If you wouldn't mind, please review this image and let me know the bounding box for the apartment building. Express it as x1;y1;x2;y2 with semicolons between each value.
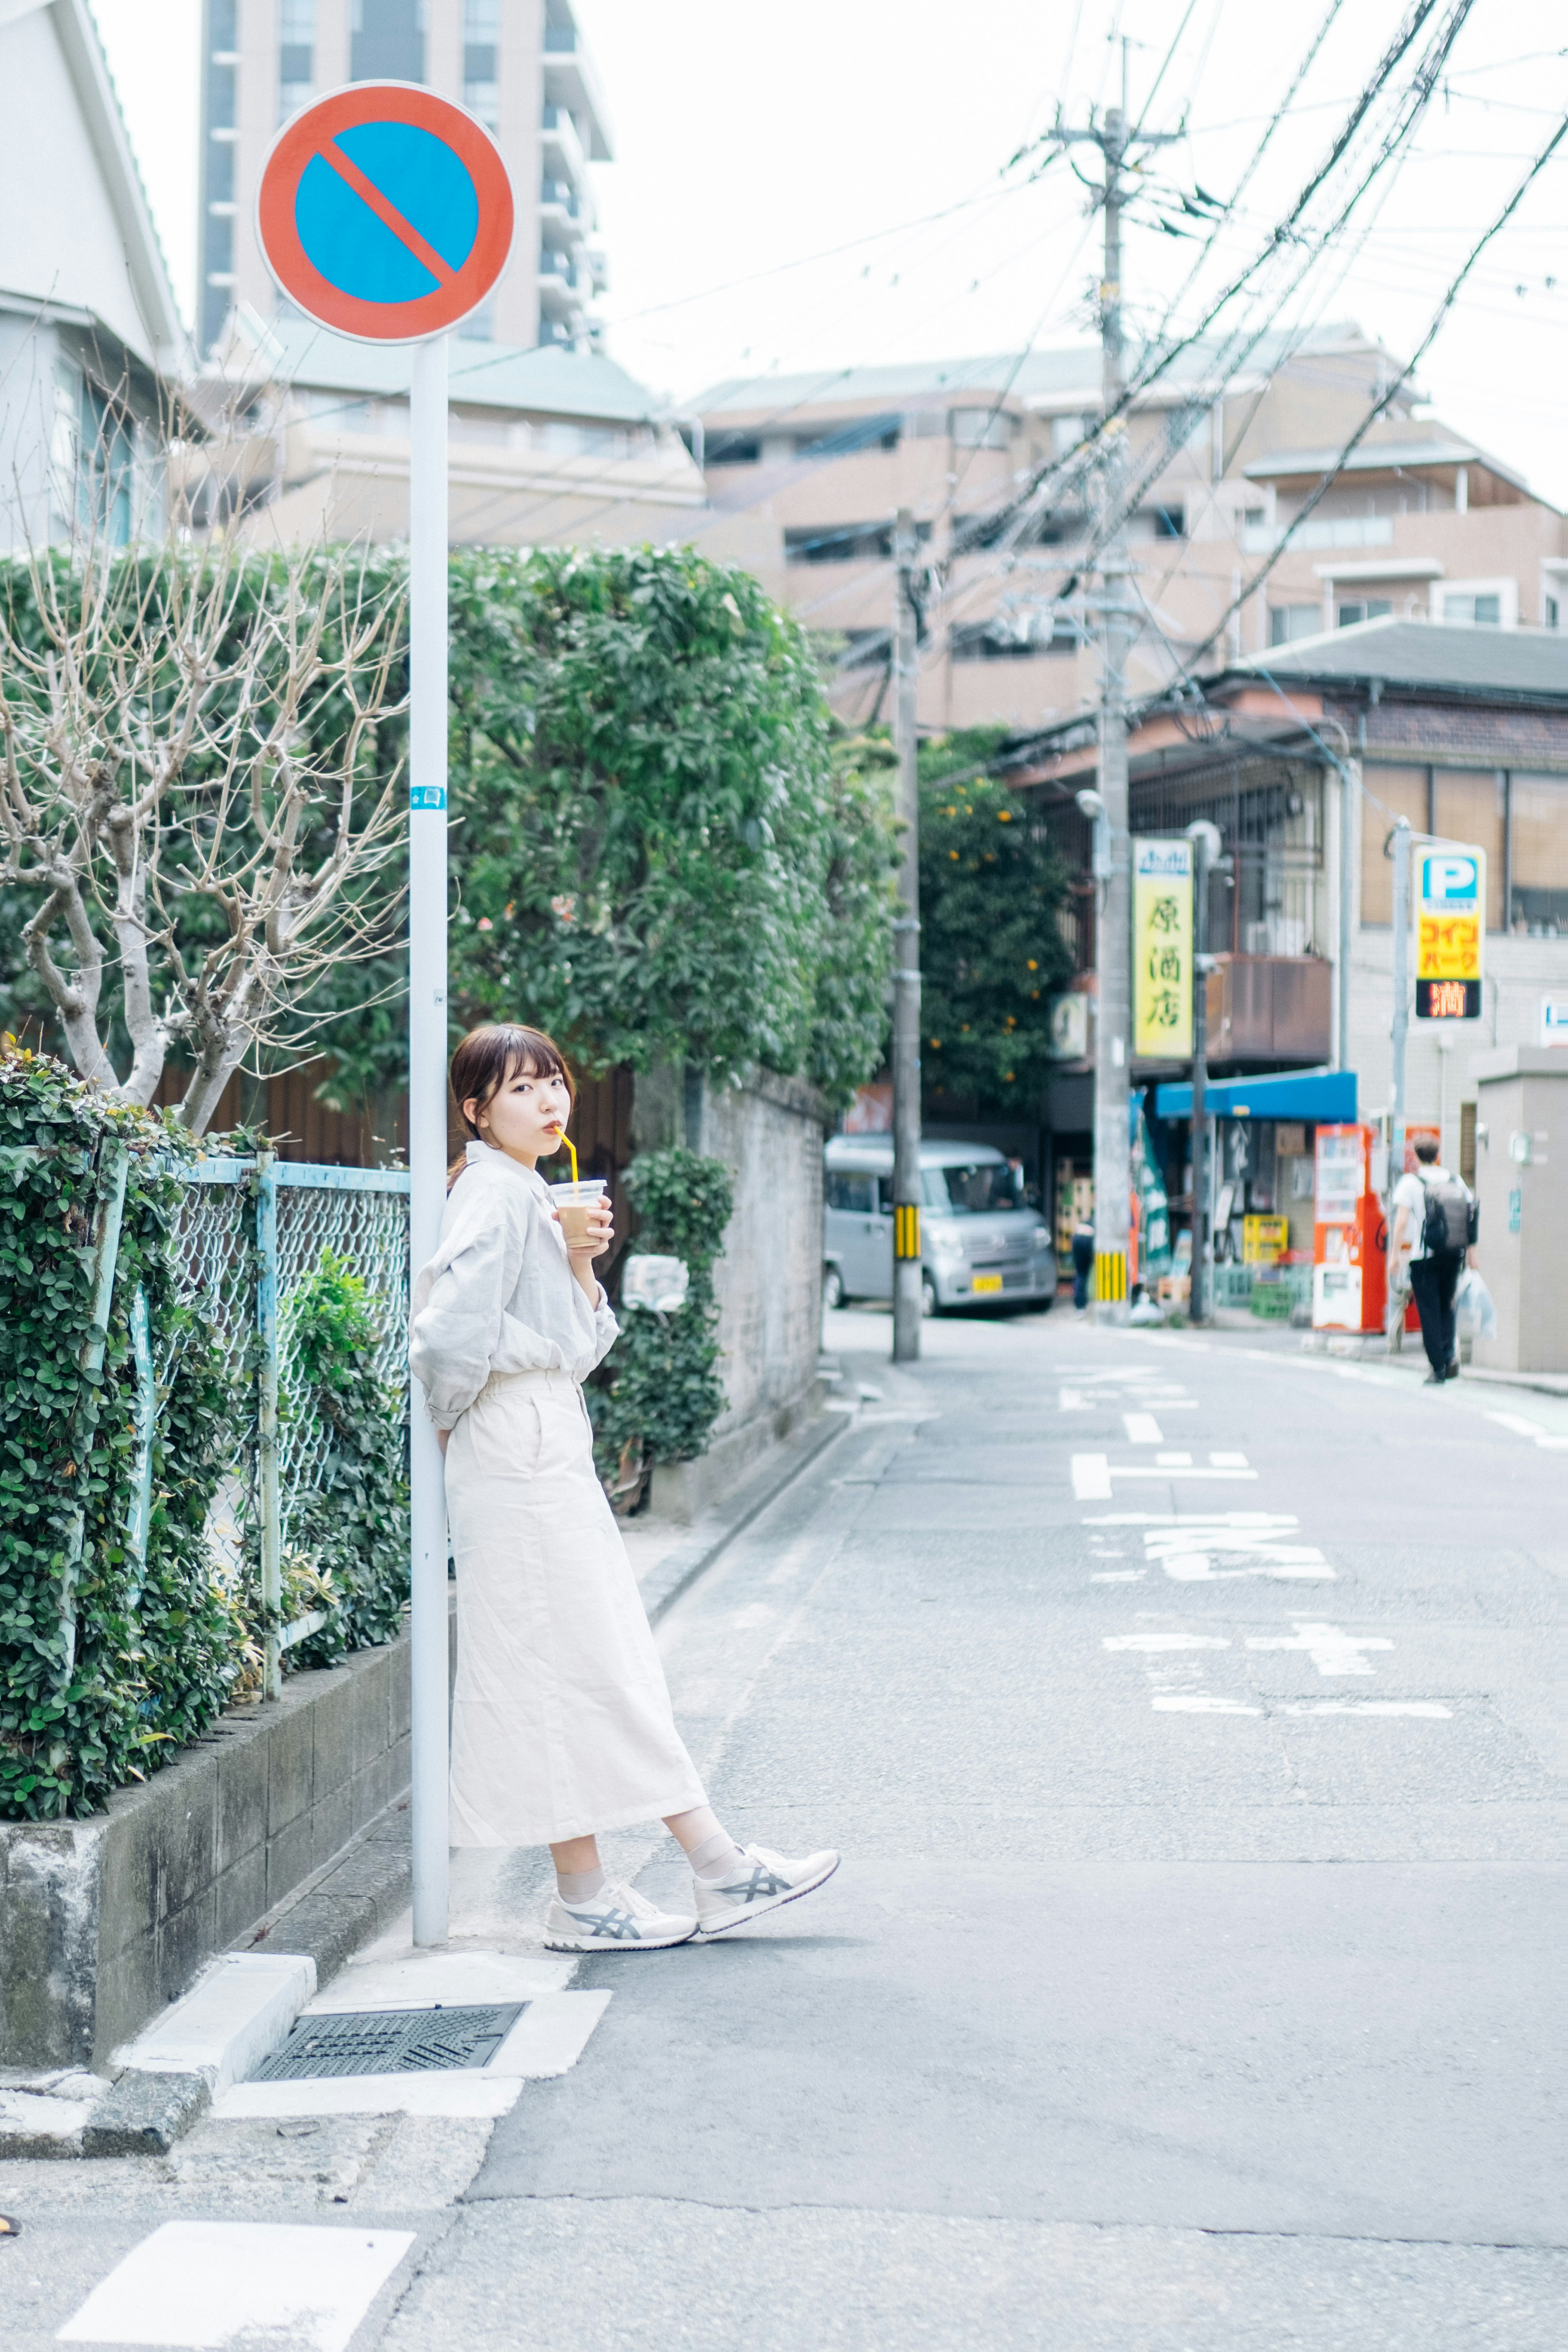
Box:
694;327;1568;733
197;0;610;357
182;305;704;544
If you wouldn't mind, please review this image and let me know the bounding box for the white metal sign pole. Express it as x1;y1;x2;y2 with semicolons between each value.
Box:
409;330;451;1947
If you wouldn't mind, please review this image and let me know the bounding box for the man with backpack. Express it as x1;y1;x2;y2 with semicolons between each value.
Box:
1390;1136;1478;1383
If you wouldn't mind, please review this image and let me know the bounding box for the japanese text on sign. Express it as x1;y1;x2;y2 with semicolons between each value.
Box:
1132;838;1193;1059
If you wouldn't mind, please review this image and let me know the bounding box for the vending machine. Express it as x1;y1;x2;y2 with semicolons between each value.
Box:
1312;1124;1388;1333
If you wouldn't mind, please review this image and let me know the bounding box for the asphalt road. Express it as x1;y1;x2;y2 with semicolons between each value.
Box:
6;1308;1565;2349
406;1307;1568;2347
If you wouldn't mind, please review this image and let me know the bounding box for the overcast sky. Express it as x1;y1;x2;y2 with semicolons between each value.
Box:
93;0;1568;501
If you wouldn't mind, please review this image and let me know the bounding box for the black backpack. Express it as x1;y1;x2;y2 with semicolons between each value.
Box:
1421;1172;1478;1254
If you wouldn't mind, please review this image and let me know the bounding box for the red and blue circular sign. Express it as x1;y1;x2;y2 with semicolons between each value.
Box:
257;83;514;344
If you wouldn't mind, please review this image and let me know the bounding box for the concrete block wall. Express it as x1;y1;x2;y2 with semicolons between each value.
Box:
0;1633;412;2071
631;1063;827;1509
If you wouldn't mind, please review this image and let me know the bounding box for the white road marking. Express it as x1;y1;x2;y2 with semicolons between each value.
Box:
1060;1389;1091;1411
1282;1700;1452;1718
1091;1569;1145;1581
1108;1465;1258;1481
1246;1622;1393;1676
1104;1633;1230;1652
1085;1511;1296;1525
1098;1515;1336;1584
57;2221;414;2350
1071;1454;1114;1499
1152;1695;1261;1715
1486;1410;1546;1437
1156;1449;1193;1466
1123;1411;1164;1443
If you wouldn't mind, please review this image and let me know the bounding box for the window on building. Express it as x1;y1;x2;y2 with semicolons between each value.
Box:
279;0;314;114
1547;595;1561;629
706;434;760;466
1508;774;1568;934
784;520;929;565
1443;591;1502;625
951;618;1076;662
950;407;1012;451
1433;772;1505;929
1138;504;1185;539
206;56;235;128
210;0;236;46
1051;414;1085;456
458;299;494;342
1269;605;1320;646
351;0;424;83
1359;766;1427;924
794;414;901;459
1336;599;1392;628
53;372;136;546
206;139;234;203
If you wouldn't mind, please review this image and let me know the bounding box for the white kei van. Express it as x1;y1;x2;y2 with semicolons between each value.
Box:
822;1136;1056;1315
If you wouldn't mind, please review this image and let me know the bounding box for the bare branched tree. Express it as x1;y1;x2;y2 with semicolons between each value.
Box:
0;536;407;1131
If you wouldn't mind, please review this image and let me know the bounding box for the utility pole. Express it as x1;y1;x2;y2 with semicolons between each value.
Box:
1185;820;1222;1325
1047;65;1181;1323
1389;816;1412;1189
891;507;923;1362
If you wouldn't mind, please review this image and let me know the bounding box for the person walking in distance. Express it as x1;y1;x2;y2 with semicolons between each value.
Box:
410;1023;839;1951
1390;1134;1477;1385
1071;1213;1096;1314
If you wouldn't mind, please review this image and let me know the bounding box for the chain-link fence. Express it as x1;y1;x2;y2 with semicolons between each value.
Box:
163;1156;410;1690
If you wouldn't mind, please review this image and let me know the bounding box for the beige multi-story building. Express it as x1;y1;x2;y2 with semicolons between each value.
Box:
197;0;610;356
693;327;1568;732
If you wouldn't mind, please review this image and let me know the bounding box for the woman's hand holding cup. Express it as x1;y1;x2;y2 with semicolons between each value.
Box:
550;1178;612;1260
570;1198;615;1261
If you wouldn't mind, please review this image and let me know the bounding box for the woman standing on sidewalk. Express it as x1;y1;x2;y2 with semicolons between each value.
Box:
410;1023;837;1952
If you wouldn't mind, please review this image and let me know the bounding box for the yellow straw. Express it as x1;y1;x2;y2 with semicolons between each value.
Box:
562;1134;578;1184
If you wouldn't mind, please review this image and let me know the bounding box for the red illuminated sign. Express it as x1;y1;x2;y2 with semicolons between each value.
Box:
1415;978;1480;1020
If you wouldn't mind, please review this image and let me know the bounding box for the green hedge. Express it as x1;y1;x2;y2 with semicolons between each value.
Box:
0;1049;243;1818
0;1048;414;1819
280;1250;410;1669
588;1147;733;1501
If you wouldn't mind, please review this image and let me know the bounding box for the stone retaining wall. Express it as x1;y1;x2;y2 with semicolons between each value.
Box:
0;1632;412;2071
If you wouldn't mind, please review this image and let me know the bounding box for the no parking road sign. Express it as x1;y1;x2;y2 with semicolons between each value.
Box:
256;84;518;1952
258;82;514;343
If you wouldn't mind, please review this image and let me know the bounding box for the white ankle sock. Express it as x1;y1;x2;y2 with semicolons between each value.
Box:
688;1831;746;1882
557;1866;606;1904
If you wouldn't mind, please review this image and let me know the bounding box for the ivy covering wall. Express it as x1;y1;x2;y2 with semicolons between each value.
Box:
0;1051;241;1819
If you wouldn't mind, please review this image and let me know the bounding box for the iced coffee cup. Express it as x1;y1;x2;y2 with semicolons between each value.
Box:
550;1178;608;1249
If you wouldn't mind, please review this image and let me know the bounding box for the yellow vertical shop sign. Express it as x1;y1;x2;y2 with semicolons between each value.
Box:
1132;837;1194;1059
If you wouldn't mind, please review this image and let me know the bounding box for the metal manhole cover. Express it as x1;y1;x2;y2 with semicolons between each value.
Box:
253;2003;525;2080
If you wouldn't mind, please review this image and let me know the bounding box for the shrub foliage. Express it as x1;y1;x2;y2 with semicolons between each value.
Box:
0;1048;242;1818
588;1147;733;1495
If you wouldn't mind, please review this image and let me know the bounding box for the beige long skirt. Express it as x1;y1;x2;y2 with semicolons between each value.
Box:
444;1366;707;1847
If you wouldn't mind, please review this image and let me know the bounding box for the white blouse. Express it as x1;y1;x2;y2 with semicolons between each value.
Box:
409;1142;619;1428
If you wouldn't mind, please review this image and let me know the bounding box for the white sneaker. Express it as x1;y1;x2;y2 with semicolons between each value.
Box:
543;1879;698;1953
694;1844;840;1938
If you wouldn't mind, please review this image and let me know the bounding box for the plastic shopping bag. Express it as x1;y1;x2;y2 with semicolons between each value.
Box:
1454;1266;1497;1342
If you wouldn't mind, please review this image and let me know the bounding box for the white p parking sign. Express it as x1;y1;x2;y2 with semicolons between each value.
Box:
1415;842;1485;1021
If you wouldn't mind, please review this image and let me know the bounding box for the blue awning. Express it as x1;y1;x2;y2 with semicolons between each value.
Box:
1153;1068;1357;1123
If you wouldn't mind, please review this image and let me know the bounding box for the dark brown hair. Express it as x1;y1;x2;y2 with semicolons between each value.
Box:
448;1024;573;1187
1413;1134;1440;1164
